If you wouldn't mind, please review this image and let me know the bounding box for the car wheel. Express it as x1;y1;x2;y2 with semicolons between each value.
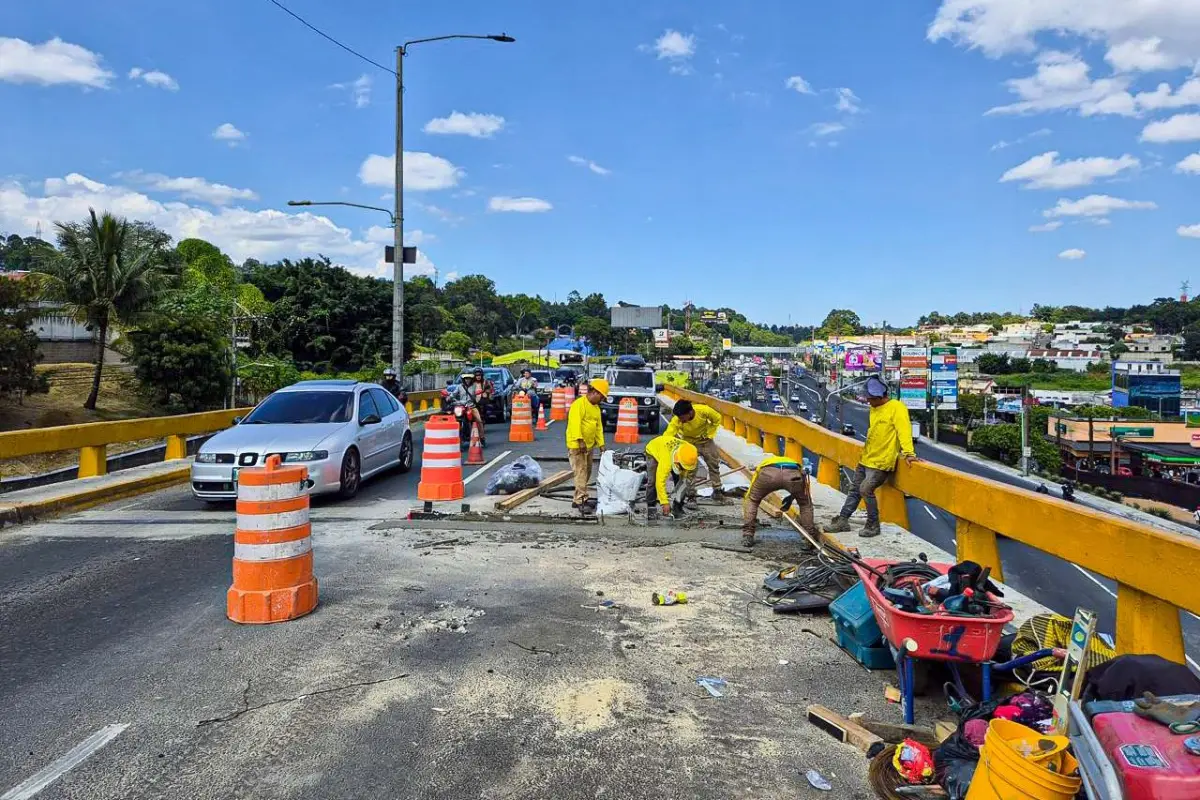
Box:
338;448;362;499
397;432;414;474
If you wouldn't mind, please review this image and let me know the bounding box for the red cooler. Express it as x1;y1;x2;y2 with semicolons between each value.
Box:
1084;696;1200;799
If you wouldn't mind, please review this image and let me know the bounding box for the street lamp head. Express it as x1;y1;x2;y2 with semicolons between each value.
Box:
287;200;312;207
489;33;516;43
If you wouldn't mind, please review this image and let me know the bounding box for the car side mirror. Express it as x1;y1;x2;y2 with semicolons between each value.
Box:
361;414;382;426
232;416;243;425
655;383;665;393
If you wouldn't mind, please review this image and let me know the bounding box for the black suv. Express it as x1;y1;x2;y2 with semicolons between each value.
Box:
479;367;516;423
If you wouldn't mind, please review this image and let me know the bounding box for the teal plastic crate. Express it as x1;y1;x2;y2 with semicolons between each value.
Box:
830;582;895;670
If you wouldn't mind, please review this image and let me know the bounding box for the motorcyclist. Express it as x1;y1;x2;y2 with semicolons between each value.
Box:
515;368;541;418
380;368;407;406
446;372;486;444
471;367;495;408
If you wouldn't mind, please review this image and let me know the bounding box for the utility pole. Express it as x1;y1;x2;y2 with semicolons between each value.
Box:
932;394;940;443
1019;391;1030;476
392;45;406;374
230;296;238;408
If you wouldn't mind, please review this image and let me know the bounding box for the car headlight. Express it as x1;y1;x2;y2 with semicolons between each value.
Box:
606;395;614;404
643;397;655;406
196;452;217;463
283;450;329;462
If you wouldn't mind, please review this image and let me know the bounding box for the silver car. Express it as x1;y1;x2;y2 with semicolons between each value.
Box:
191;380;413;502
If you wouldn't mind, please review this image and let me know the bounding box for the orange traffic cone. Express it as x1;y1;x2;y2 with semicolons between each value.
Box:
614;397;640;444
537;402;548;430
551;386;569;421
417;415;465;501
509;394;534;442
466;420;485;465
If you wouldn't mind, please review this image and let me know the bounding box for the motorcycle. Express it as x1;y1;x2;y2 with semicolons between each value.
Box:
1061;481;1075;502
440;392;480;448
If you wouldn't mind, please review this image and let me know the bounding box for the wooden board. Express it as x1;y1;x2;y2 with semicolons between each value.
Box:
493;469;573;512
848;715;941;748
805;704;885;754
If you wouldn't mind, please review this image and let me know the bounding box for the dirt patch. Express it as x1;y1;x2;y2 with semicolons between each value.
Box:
547;677;638;733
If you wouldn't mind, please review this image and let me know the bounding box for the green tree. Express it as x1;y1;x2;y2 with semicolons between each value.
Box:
0;233;55;271
976;353;1011;375
237;356;300;399
128;317;230;412
0;274;49;401
819;308;862;338
1010;357;1032;373
1181;325;1200;360
438;330;471;357
38;210;176;409
574;315;610;349
955;391;986;429
1029;358;1055;374
505;293;542;336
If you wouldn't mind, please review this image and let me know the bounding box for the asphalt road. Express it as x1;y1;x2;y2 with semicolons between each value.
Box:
761;368;1200;667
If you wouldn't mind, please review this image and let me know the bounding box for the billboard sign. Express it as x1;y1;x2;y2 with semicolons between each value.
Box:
652;328;671;348
699;310;729;324
930;346;959;410
610;306;663;329
899;347;929;410
721;337;732;351
844;351;864;371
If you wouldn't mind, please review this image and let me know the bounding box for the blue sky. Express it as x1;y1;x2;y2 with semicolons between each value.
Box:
3;1;1200;327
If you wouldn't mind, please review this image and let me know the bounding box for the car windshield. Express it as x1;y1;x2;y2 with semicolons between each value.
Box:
555;369;578;380
243;391;354;424
530;370;552;382
612;370;653;388
483;369;506;381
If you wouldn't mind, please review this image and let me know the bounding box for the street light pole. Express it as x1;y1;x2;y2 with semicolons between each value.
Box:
393;45;405;375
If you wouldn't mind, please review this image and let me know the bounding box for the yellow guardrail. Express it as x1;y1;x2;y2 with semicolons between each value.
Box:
0;389;446;481
663;385;1200;664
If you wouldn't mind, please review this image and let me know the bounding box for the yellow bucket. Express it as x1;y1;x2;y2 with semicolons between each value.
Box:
965;721;1082;800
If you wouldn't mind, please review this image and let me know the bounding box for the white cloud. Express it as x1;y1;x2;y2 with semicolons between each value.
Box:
1179;224;1200;238
1105;37;1186;72
212;123;246;145
359;152;464;191
128;67;178;91
1141;113;1200;142
1043;194;1157;218
488;196;552;213
835;87;862;113
442;271;459;284
991;128;1051;151
0;37;113;88
653;29;696;60
424;111;505;138
1135;78;1200;111
567;155;611;175
331;74;371;108
785;75;814;95
986;51;1135;117
1000;151;1139;189
928;1;1200;68
119;170;256;205
0;171;427;278
1029;221;1062;232
1177;153;1200;174
365;225;433;246
1058;248;1087;260
809;121;846;137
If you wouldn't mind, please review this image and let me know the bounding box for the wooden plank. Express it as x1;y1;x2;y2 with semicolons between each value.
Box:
848;715;941;748
493;469;573;512
805;704;885;754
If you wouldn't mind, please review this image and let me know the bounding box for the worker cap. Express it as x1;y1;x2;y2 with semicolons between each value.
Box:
673;441;699;471
589;378;610;396
865;375;889;398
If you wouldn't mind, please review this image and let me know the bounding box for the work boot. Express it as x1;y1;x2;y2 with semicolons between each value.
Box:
710;489;732;506
741;533;755;549
860;522;882;538
825;516;851;533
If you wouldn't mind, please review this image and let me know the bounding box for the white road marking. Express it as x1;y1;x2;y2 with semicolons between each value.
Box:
924;505;937;519
2;724;129;800
463;449;512;486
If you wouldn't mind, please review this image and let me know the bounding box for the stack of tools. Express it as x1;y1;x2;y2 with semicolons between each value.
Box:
873;559;1008;619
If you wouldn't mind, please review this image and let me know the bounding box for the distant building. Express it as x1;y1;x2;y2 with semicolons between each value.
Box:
1112;361;1181;417
1120;334;1176;364
2;270;118;364
1028;348;1104;373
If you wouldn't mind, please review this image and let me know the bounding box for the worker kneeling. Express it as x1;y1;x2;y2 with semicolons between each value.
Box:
644;435;699;518
665;399;729;504
742;455;820;550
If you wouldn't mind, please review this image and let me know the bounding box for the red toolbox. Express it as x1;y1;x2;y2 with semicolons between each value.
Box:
1085;697;1200;799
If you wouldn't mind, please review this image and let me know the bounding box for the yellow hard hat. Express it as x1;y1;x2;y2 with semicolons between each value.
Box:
674;441;699;471
589;378;610;396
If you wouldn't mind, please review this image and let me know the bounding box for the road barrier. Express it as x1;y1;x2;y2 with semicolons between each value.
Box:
227;454;318;624
402;389;446;415
509;394;534;443
417;415;465;501
661;385;1200;665
551;387;570;421
0;408;252;479
614;398;640;445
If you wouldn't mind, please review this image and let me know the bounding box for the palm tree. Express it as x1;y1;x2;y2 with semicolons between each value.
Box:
38;209;175;409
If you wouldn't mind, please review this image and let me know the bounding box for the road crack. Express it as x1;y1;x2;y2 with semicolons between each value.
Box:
508;640;561;656
197;673;410;726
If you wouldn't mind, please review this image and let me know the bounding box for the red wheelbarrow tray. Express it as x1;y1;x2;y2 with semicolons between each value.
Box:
852;558;1015;663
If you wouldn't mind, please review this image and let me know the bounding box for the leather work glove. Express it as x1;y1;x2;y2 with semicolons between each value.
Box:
780;494;796;513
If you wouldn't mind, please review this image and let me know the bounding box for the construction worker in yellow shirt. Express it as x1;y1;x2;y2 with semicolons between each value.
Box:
565;378;609;513
643;434;699;518
826;375;918;538
742;454;819;549
665;399;729;504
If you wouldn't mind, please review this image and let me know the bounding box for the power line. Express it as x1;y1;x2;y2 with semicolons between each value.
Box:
263;0;395;76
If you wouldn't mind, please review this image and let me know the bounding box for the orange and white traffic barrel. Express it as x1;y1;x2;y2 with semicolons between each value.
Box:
417;415;466;501
227;454;318;624
614;397;640;444
509;393;535;442
551;387;569;421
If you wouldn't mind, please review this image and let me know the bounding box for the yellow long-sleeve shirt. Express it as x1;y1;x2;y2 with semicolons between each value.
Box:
664;403;723;442
861;399;915;471
645;435;688;504
565;396;604;450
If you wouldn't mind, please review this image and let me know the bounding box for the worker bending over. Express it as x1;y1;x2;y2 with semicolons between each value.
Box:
643;435;699;518
742;455;819;549
665;399;729;504
565;378;609;513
